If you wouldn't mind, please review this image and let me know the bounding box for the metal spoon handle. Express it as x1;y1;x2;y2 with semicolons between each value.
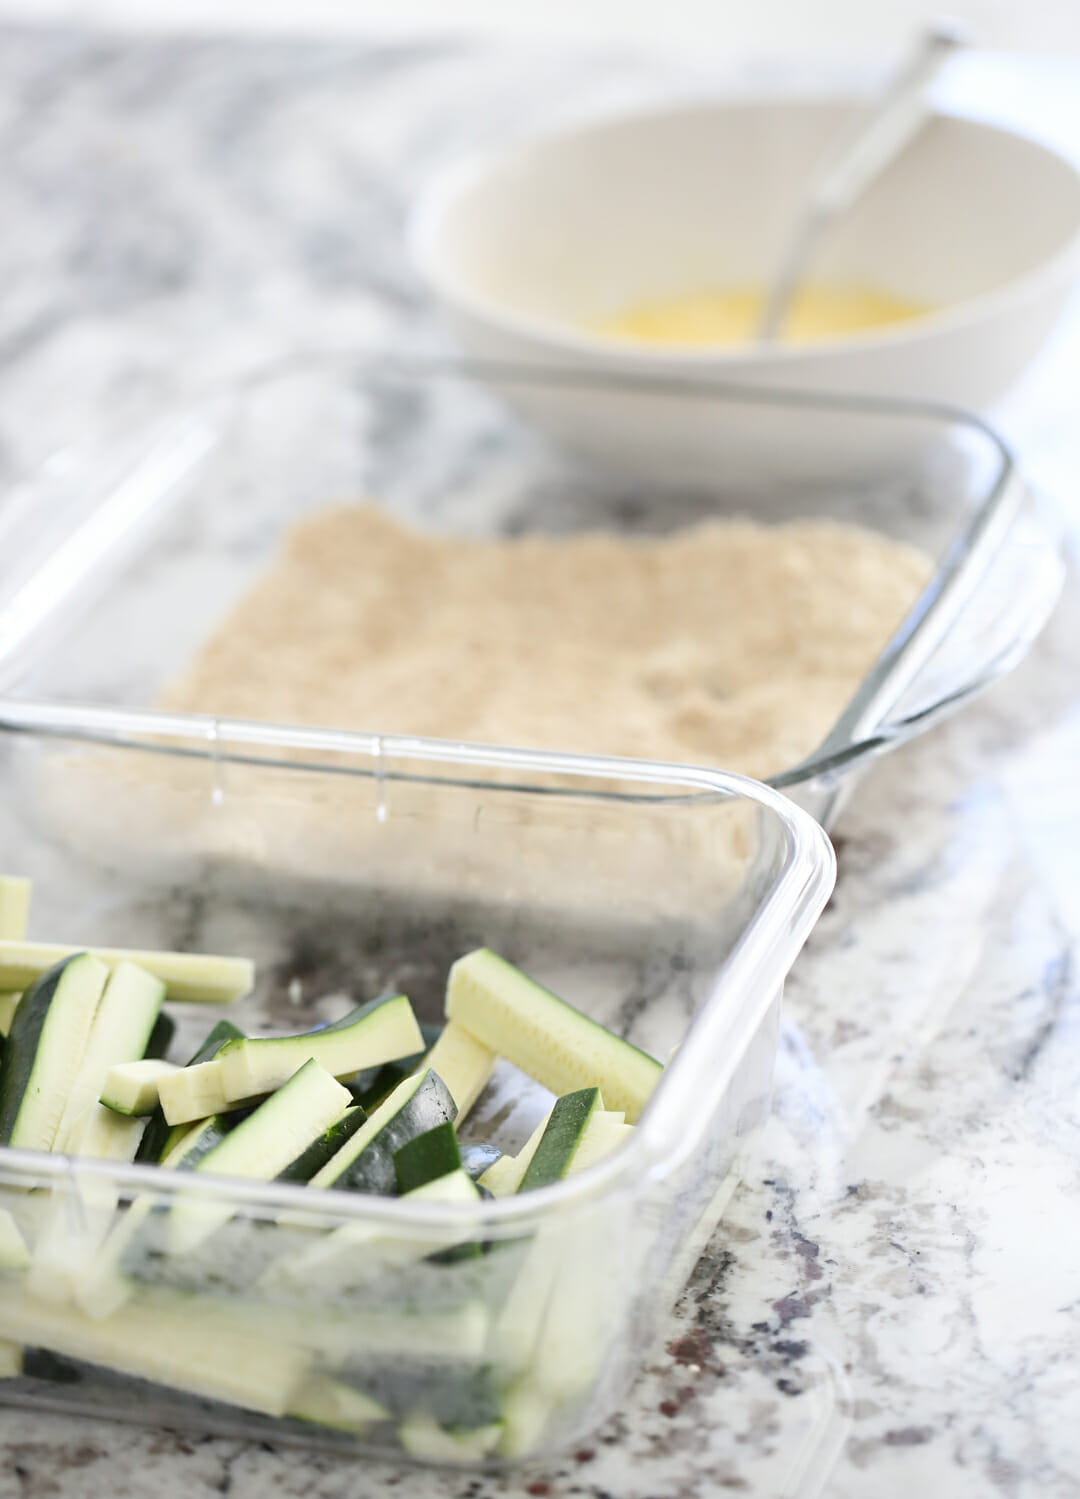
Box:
757;23;965;343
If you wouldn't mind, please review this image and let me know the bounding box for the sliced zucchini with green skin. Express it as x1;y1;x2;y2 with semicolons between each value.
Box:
0;953;109;1150
217;993;423;1104
481;1106;628;1199
0;994;19;1038
310;1069;456;1196
276;1103;367;1183
0;877;30;943
418;1020;494;1121
143;1010;176;1060
288;1373;389;1434
0;939;253;1004
346;1020;442;1112
394;1121;461;1194
54;962;165;1152
135;1019;244;1164
446;948;662;1122
169;1060;353;1253
517;1087;601;1193
100;1059;179;1116
398;1413;503;1462
0;1285;311;1417
478;1108;552;1197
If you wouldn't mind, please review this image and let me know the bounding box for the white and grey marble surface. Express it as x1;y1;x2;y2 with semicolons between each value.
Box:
1;25;1080;1499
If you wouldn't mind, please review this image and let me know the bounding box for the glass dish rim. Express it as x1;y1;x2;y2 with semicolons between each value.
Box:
0;698;835;1229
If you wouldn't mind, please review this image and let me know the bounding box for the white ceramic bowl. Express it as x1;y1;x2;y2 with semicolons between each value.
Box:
410;98;1080;478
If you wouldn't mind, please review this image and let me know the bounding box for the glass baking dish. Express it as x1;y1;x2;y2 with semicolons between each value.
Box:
0;354;1063;826
0;707;833;1463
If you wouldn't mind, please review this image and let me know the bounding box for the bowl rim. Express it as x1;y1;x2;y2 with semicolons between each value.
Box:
408;94;1080;365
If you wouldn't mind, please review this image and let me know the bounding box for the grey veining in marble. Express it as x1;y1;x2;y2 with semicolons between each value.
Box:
1;24;1080;1499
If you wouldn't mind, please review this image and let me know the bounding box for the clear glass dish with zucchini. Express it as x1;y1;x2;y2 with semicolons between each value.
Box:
0;715;832;1465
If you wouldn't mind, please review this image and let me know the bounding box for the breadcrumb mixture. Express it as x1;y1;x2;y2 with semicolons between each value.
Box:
162;504;932;779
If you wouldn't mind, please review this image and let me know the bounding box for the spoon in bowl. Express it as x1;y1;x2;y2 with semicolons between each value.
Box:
756;22;966;343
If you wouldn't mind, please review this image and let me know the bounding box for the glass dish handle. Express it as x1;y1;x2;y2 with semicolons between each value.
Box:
772;468;1066;788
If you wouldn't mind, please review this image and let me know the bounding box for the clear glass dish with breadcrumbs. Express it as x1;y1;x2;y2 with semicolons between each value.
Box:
0;353;1063;825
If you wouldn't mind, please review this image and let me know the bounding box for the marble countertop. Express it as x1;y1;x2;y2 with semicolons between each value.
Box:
1;26;1080;1499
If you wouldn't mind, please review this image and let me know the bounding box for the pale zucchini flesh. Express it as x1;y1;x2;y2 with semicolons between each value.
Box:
406;1168;483;1206
0;1209;30;1272
518;1215;618;1407
54;962;165;1152
66;1103;146;1165
446;949;662;1123
0;939;253;1004
419;1020;495;1121
157;1057;257;1126
398;1413;503;1462
288;1373;389;1433
496;1380;552;1459
0;1286;311;1417
0;994;19;1039
566;1112;634;1176
0;877;30;943
217;993;423;1103
99;1059;179;1116
135;1019;244;1164
488;1225;561;1375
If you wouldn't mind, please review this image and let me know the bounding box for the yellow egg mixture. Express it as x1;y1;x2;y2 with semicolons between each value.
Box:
595;283;929;346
